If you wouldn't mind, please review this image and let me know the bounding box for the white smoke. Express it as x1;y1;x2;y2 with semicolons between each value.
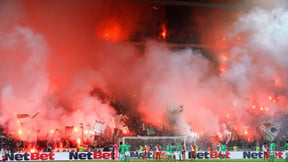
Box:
236;8;288;70
0;26;48;127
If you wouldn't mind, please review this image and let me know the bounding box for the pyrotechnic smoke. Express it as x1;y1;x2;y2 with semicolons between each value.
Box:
0;0;287;143
0;1;117;140
139;7;288;137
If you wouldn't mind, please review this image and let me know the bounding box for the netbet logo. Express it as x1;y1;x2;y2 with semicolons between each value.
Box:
188;151;231;159
7;152;55;161
69;152;112;160
243;151;283;159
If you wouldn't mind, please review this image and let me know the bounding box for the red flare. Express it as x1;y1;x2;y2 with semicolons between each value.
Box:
18;130;22;135
274;79;281;86
219;66;225;73
244;131;248;135
77;138;81;146
30;149;36;153
160;24;167;39
73;128;79;132
103;32;111;40
123;129;127;134
161;31;166;39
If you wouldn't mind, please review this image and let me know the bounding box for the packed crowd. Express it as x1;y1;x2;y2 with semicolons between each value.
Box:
1;118;288;153
1;131;287;154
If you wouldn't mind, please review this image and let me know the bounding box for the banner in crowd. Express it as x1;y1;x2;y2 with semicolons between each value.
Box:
4;151;287;161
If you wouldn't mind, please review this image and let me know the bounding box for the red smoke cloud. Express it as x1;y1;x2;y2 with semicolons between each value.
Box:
0;0;287;142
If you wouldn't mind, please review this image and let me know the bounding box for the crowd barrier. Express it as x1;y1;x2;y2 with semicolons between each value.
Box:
3;151;287;161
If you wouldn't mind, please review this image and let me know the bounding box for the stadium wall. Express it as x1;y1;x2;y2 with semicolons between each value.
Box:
3;151;286;161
